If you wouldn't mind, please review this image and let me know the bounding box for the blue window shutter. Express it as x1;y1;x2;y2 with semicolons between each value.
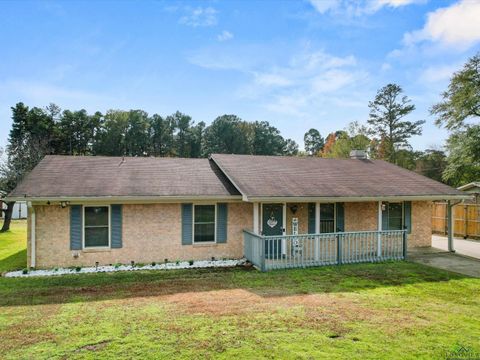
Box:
70;205;82;250
216;203;228;243
111;205;123;248
382;202;389;230
308;203;316;234
404;201;412;234
182;204;193;245
336;203;345;232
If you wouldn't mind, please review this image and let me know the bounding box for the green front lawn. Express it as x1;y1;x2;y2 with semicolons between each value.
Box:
0;220;27;272
0;221;479;359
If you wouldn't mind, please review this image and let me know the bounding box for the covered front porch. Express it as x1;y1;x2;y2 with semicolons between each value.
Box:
244;229;406;271
242;200;443;271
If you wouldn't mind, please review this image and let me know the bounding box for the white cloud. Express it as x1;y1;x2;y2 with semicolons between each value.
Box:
217;30;234;42
419;63;460;83
404;0;480;49
307;0;422;16
179;7;217;27
381;62;391;71
308;0;339;14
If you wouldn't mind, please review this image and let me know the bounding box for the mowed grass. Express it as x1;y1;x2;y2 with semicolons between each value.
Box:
0;220;27;272
0;222;479;359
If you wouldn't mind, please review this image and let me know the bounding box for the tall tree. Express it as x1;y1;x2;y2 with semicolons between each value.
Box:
1;103;56;231
149;114;175;157
202;115;250;155
94;110;129;156
283;138;299;156
324;122;372;159
431;53;480;130
125;110;150;156
367;83;424;163
415;149;448;183
430;53;480;186
250;121;286;155
169;111;194;158
304;129;324;156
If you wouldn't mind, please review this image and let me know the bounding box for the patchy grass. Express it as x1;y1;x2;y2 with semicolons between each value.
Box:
0;259;479;359
0;220;27;272
0;224;479;358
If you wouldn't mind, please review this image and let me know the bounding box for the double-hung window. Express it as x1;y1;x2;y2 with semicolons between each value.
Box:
193;205;216;243
84;206;110;248
320;203;335;233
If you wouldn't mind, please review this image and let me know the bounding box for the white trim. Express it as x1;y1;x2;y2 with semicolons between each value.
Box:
28;202;36;268
282;203;287;255
377;201;382;257
192;203;217;244
244;194;469;203
315;202;320;233
8;194;471;204
82;205;111;249
253;202;259;234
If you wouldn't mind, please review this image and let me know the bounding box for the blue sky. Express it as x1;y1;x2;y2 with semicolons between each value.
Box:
1;0;479;151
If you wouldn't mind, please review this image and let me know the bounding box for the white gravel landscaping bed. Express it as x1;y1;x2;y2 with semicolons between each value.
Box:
4;259;246;278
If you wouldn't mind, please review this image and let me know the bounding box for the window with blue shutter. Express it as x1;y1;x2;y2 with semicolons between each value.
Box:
181;204;193;245
404;201;412;234
70;205;82;250
308;203;316;234
111;205;123;248
216;203;228;243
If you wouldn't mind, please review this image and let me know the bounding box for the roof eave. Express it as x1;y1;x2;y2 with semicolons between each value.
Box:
4;195;243;204
243;194;471;203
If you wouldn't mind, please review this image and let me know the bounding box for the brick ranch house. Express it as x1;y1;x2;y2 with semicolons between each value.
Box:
6;152;467;270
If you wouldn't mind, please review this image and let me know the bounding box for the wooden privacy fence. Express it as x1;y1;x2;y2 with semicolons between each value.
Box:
432;202;480;239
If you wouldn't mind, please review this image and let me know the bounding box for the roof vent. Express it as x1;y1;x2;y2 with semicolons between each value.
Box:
350;150;367;160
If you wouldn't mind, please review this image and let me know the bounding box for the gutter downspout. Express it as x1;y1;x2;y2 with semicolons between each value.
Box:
447;200;462;252
27;202;35;268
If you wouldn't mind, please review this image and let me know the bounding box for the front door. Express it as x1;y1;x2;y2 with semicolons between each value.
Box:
262;204;283;259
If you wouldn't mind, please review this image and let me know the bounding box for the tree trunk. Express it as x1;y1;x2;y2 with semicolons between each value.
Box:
1;201;15;232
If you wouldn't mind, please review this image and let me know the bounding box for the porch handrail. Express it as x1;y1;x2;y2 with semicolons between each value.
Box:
243;229;407;271
262;229;405;238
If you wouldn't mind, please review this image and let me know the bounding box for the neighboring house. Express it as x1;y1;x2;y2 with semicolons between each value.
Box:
0;199;27;219
6;152;467;270
457;182;480;203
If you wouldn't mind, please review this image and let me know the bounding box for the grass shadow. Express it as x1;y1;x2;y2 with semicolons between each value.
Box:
0;249;26;273
0;260;473;307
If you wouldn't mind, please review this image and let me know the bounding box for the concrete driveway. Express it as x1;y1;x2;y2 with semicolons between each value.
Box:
408;247;480;278
432;234;480;259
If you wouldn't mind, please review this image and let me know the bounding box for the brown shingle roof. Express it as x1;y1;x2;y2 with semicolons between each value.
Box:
210;154;465;200
8;155;240;199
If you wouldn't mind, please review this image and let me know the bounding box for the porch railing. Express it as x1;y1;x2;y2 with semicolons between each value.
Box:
243;229;407;271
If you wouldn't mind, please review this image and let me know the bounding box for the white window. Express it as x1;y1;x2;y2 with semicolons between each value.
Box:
193;204;216;243
84;206;110;248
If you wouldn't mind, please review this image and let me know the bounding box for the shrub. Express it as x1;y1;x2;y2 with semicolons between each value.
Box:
22;268;28;275
175;260;180;265
114;263;121;269
75;266;82;272
151;262;156;267
188;260;194;266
